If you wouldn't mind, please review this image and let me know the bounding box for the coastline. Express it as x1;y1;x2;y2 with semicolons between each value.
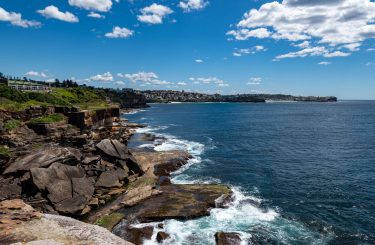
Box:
0;106;238;245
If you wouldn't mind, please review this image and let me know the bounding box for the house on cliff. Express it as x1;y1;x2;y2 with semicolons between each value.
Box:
0;79;51;92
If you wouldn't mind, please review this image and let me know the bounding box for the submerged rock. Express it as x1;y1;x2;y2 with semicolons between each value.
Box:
215;232;242;245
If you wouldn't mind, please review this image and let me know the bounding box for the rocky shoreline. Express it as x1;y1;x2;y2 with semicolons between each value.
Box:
0;106;241;245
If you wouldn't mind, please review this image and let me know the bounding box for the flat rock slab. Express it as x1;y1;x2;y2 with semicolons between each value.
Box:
131;150;191;174
119;184;232;223
3;145;82;174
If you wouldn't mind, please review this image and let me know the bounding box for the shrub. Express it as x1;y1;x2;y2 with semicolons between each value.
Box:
4;119;21;131
29;114;65;124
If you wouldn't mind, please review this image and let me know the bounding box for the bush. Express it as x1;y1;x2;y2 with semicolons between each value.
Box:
0;145;10;158
29;114;65;124
4;119;21;131
0;85;28;103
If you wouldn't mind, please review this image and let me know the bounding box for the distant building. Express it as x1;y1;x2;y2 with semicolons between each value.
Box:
2;80;51;92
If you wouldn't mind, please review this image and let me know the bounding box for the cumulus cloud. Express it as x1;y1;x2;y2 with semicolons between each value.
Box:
137;4;173;24
318;61;331;65
247;77;262;85
0;7;41;28
68;0;112;12
195;59;203;63
177;82;187;86
115;81;125;86
233;45;266;57
119;72;171;85
179;0;208;12
89;72;113;82
37;6;79;23
88;12;105;18
105;26;134;38
228;0;375;58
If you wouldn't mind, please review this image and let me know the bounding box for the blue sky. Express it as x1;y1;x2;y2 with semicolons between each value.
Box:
0;0;374;99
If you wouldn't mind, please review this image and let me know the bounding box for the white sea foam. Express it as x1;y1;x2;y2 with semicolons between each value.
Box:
123;109;147;114
133;123;330;244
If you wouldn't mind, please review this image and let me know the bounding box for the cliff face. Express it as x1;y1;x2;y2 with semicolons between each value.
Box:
141;90;337;103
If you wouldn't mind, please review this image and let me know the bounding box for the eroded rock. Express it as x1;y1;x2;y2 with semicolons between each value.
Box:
215;232;242;245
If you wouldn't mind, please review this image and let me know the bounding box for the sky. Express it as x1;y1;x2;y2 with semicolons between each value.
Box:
0;0;374;99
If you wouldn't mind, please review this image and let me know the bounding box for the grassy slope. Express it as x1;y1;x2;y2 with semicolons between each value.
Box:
0;85;109;111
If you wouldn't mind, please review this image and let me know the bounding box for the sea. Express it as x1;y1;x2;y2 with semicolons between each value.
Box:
124;101;375;245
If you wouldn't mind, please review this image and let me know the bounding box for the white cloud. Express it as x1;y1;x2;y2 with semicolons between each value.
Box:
247;77;262;85
195;59;203;63
37;6;79;23
120;72;171;85
318;61;331;65
366;62;375;66
228;0;375;58
137;4;173;24
25;71;48;78
233;45;266;57
68;0;113;12
179;0;208;12
115;81;125;86
89;72;113;82
88;12;105;18
105;26;134;38
189;77;229;87
177;82;187;86
0;7;41;28
367;48;375;51
275;46;351;60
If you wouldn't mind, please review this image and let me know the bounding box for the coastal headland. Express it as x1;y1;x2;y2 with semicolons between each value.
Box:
0;78;337;244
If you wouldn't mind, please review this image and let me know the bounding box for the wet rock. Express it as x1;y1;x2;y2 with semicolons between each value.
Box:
215;232;242;245
157;176;171;186
123;226;154;245
3;145;82;175
121;184;233;223
156;231;170;243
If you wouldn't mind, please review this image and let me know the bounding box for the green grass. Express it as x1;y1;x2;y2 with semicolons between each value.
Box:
29;114;65;124
3;119;21;131
0;85;110;111
0;145;10;158
94;212;125;230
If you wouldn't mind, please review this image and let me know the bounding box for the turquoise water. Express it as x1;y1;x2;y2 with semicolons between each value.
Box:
125;101;375;244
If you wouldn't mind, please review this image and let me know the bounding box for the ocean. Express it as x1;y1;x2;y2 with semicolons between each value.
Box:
124;101;375;245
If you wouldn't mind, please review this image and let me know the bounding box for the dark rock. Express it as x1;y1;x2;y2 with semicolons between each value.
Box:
0;177;22;201
82;155;101;165
157;176;171;186
3;145;82;174
215;232;242;245
124;226;154;245
47;179;72;204
96;139;130;160
156;231;170;243
121;184;233;223
95;171;123;188
157;223;164;229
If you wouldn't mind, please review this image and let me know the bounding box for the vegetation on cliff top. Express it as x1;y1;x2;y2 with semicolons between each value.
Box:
29;114;65;124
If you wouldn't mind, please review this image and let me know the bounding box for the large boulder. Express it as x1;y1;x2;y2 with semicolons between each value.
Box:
215;232;242;245
30;163;94;215
0;199;133;245
96;139;131;160
95;169;128;188
3;145;82;175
